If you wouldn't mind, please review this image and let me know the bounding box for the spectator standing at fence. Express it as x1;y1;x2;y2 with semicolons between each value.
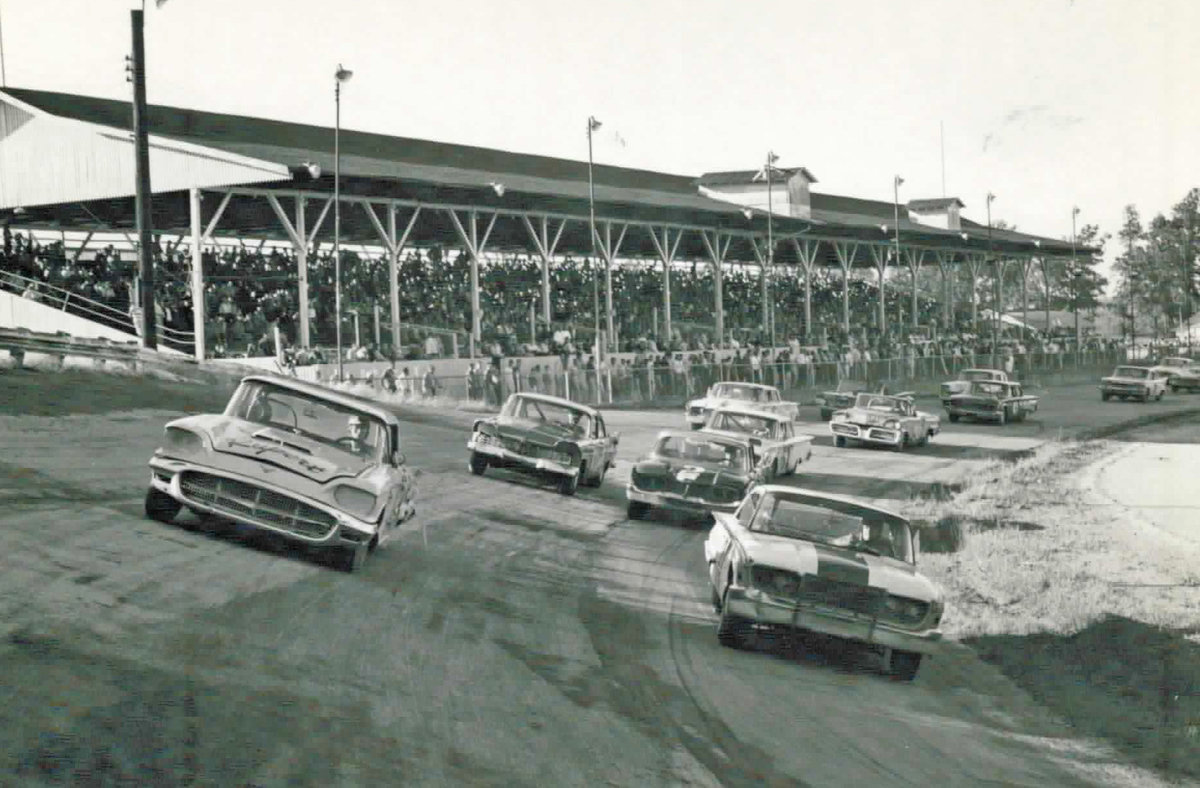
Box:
467;362;482;401
510;358;523;393
486;357;503;406
423;365;440;398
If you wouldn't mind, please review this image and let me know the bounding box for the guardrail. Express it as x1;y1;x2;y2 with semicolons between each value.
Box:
0;326;145;370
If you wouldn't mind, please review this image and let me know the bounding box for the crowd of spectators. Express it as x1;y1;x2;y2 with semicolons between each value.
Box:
0;228;1136;373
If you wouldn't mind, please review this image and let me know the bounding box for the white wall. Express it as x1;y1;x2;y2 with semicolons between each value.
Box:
0;289;185;354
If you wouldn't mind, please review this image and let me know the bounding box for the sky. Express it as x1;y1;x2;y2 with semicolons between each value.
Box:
1;0;1197;287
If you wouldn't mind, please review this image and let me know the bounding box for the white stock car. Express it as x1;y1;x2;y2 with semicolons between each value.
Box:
685;381;799;429
145;374;419;572
829;393;940;450
701;404;814;479
704;485;945;680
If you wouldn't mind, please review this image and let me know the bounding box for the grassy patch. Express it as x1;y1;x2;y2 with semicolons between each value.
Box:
0;365;236;416
898;439;1200;779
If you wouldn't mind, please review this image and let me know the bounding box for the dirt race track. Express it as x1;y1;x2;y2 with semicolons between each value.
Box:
1;372;1197;787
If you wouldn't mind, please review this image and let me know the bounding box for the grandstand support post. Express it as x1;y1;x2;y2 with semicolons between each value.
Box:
833;241;858;337
1019;256;1033;342
1040;254;1052;346
593;220;628;353
993;257;1006;349
296;198;309;348
701;230;732;347
519;214;567;332
130;9;156;350
446;208;498;359
868;245;889;337
905;248;925;330
188;187;206;361
966;254;984;334
647;226;683;345
367;202;420;354
791;238;820;343
934;251;954;332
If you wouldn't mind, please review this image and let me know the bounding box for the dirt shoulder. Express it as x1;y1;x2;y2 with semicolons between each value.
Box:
900;437;1200;782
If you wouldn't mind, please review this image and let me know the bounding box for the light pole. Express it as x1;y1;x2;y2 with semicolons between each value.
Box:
1071;206;1081;352
765;150;778;347
587;116;601;356
986;192;998;350
893;175;904;333
334;63;352;382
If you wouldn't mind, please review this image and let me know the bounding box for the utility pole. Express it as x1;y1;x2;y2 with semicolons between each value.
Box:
129;9;156;349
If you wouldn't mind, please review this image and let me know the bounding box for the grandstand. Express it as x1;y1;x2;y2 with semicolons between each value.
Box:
0;86;1096;366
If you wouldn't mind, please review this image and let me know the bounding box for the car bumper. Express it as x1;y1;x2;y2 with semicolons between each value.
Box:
724;586;943;655
1101;385;1150;397
947;407;1002;422
147;456;376;547
829;422;902;446
626;485;739;514
468;436;578;478
685;411;708;427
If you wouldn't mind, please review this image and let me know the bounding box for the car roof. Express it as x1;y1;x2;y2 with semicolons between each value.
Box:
712;380;777;390
707;402;786;419
747;485;908;521
508;391;601;417
962;368;1002;374
242;374;400;425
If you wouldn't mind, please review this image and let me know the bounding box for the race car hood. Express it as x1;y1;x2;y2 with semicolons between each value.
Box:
494;419;583;446
633;457;752;486
174;414;368;484
835;407;899;427
741;534;938;602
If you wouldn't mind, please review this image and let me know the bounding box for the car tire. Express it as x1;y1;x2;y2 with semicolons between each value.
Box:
834;435;847;448
1101;392;1110;402
468;451;488;476
716;591;751;649
144;487;181;524
339;543;369;573
948;412;959;423
884;649;923;682
627;500;650;520
997;408;1007;426
1171;385;1179;393
819;408;832;421
711;585;722;613
895;434;908;452
1156;390;1164;401
558;472;579;497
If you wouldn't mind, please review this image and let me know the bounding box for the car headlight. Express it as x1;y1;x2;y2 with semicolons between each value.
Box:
883;419;900;429
831;411;846;421
750;565;802;597
163;426;204;455
333;485;377;519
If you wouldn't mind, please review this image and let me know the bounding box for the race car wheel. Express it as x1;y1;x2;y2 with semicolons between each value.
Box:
834;436;847;448
468;451;488;476
144;487;181;524
338;543;369;573
894;434;908;452
948;412;960;423
627;500;650;520
819;408;832;421
1101;392;1110;402
1156;390;1164;401
711;585;722;613
884;648;923;682
716;591;751;649
1171;385;1179;393
997;408;1007;426
558;471;579;497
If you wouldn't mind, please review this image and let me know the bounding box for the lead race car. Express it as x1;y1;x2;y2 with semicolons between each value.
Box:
145;374;418;572
1099;365;1168;402
626;429;767;520
704;485;945;680
701;403;813;479
685;381;799;429
467;392;618;495
939;368;1008;408
829;393;940;450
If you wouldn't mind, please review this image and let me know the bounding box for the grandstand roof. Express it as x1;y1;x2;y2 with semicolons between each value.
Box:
0;86;1093;262
697;167;819;186
909;197;966;211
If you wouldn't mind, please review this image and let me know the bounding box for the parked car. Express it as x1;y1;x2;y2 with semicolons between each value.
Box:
701;404;814;478
467;392;618;495
626;430;767;520
703;485;945;680
816;380;877;421
939;368;1009;407
1100;365;1169;402
144;374;418;572
946;380;1040;425
829;393;940;450
685;381;799;429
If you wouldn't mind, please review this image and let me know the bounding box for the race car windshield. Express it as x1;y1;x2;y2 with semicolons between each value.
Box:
713;384;762;401
836;381;864;393
969;382;1007;396
656;436;748;470
227;381;386;461
962;370;996;381
856;394;903;412
1113;367;1149;379
749;494;913;562
708;412;774;437
501;396;592;436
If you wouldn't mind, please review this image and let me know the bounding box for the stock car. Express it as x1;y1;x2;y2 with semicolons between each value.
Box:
946;380;1040;425
145;374;419;572
1153;357;1200;393
685;381;799;429
828;393;940;450
816;380;889;421
467;392;619;495
939;368;1009;408
701;404;814;478
704;485;945;680
626;430;767;520
1100;365;1169;402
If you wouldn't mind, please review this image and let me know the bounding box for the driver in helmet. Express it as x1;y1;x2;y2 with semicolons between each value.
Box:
343;414;372;457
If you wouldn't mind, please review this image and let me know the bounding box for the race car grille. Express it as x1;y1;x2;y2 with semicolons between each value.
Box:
960;402;998;412
830;423;861;437
867;428;898;441
879;596;931;628
1106;384;1144;392
179;471;337;540
752;570;887;616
